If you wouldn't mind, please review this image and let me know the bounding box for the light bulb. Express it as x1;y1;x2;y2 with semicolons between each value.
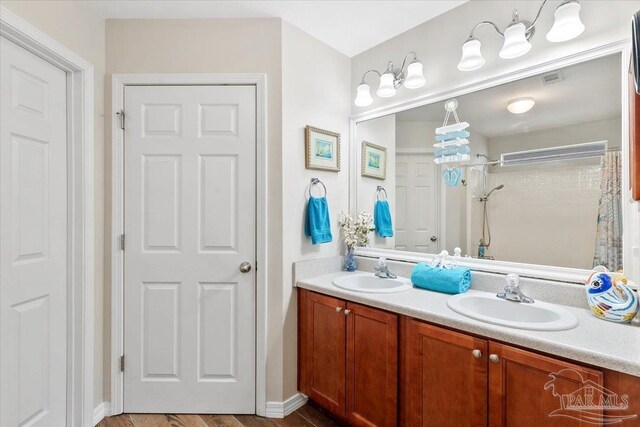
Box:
499;22;532;59
546;0;585;42
354;83;373;107
458;38;485;71
403;61;425;89
507;97;535;114
376;72;397;98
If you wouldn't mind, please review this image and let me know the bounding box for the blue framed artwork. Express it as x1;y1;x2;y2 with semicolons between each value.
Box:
361;141;387;179
305;125;341;172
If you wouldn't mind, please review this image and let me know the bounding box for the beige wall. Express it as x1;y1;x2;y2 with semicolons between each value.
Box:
1;0;107;408
104;18;284;402
280;21;351;399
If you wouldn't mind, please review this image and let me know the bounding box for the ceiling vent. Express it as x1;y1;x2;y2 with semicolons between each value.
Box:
500;141;608;166
540;70;565;86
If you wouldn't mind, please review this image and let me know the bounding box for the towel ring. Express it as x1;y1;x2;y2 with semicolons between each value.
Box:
376;185;388;201
307;178;327;198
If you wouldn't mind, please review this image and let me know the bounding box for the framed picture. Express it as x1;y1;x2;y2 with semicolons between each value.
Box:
305;126;341;172
361;141;387;180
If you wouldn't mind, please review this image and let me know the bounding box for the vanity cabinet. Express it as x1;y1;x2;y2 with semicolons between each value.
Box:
298;289;398;426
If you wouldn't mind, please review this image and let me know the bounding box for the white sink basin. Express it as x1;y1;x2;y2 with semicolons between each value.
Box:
447;291;578;331
332;273;413;293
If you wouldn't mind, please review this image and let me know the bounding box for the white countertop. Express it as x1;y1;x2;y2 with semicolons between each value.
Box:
296;271;640;377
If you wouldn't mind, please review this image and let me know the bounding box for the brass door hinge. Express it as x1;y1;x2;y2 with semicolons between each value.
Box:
120;355;125;372
116;110;125;130
120;234;125;251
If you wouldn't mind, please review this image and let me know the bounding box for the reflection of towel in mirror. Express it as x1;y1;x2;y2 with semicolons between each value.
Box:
304;196;332;244
374;200;393;238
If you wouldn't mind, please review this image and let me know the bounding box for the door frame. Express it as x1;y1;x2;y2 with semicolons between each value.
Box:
109;74;268;416
0;6;95;427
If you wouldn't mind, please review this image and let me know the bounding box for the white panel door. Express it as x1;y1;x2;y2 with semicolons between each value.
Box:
0;37;68;426
124;85;256;413
395;153;438;252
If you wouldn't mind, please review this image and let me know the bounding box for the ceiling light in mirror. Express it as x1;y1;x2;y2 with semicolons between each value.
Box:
354;83;373;107
458;38;485;71
377;72;397;97
499;22;532;59
404;61;426;89
507;97;535;114
546;0;585;43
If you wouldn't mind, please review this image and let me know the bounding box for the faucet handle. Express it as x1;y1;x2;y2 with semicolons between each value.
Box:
376;257;387;268
505;273;520;291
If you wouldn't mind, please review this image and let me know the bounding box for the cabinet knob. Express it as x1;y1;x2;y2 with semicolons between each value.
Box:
336;307;343;312
344;309;351;316
489;354;500;363
472;349;482;359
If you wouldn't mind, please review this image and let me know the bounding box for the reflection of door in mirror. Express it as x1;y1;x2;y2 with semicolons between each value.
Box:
395;153;438;253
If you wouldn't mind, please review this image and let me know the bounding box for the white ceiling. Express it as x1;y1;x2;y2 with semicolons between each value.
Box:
396;53;622;138
87;0;466;57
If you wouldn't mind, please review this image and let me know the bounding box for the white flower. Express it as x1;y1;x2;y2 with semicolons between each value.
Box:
338;211;374;251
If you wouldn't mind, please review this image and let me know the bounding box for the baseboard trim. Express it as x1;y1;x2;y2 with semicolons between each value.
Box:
93;402;111;426
264;392;308;418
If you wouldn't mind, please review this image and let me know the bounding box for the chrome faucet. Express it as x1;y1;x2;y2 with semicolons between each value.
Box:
497;273;534;303
374;257;397;279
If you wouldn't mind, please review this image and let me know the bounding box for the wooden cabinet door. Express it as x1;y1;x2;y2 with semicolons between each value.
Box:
298;290;347;416
346;302;398;427
488;342;604;427
405;320;488;427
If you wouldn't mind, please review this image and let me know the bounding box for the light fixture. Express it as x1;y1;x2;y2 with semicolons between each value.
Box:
507;97;535;114
354;51;425;106
458;38;485;71
546;0;585;42
354;83;373;107
458;0;585;71
500;22;532;59
377;72;397;97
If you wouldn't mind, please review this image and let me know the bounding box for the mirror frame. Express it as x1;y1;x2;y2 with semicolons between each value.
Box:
349;40;636;284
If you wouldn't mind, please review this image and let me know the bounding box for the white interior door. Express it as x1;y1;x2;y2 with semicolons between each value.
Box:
395;153;439;252
123;85;256;413
0;37;68;426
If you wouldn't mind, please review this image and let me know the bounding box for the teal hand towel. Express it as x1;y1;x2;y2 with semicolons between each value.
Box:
435;130;470;142
374;200;393;238
411;263;471;294
304;196;332;245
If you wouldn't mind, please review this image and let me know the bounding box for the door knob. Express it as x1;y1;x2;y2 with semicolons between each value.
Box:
489;354;500;363
430;236;438;242
472;349;482;359
239;262;252;273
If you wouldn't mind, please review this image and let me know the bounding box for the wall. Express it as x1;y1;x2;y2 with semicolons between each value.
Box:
104;18;285;402
280;21;351;399
355;115;396;249
1;0;106;407
352;1;638;116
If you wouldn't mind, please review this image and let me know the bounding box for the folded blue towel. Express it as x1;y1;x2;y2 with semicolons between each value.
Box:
304;196;332;244
374;200;393;238
411;263;471;294
435;130;470;142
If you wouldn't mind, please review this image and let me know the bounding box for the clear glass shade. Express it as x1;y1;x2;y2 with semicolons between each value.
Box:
546;1;585;42
499;22;531;59
354;83;373;107
403;61;426;89
376;72;397;97
458;38;485;71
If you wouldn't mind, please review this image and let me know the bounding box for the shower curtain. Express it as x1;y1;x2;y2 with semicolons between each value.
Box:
593;151;623;271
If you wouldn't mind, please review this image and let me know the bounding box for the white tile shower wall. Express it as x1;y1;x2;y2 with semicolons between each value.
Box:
476;164;601;269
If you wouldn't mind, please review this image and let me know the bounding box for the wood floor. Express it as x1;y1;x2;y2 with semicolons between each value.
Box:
97;404;342;427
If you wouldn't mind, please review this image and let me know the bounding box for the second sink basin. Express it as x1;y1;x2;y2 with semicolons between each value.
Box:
447;291;578;331
332;273;413;293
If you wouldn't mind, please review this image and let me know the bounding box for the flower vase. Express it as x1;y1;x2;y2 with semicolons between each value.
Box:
344;248;357;272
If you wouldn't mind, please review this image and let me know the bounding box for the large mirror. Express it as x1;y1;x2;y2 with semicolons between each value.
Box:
355;53;623;272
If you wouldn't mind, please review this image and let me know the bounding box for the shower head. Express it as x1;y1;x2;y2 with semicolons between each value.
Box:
485;184;504;199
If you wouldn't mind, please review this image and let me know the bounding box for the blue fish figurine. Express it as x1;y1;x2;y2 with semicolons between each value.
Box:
585;272;639;323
